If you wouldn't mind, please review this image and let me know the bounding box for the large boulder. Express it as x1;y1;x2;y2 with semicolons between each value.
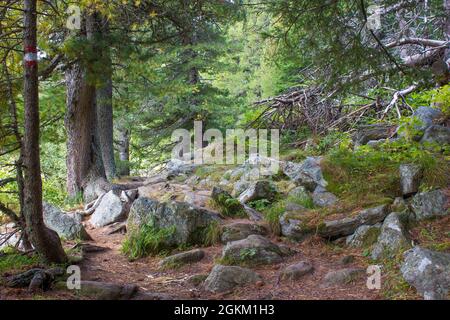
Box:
220;222;268;243
127;197;220;246
352;124;397;146
371;212;411;260
413;106;443;131
238;180;277;204
43;202;90;240
204;265;262;293
401;247;450;300
346;224;381;248
318;204;390;238
221;235;285;266
281;157;327;191
399;164;423;196
90;190;133;228
158;249;205;268
411;189;449;221
420;125;450;145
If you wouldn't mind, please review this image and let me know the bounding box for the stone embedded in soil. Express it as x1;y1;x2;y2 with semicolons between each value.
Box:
400;246;450;300
321;268;365;288
399;163;423;196
410;189;449;221
281;157;327;191
346;224;381;248
78;281;138;300
89;190;132;228
238;180;278;204
312;186;338;207
420;125;450;145
158;249;205;268
221;235;286;266
220;222;268;243
43;202;91;240
279;261;314;281
127;197;220;246
279;212;311;242
319;204;390;238
371;212;411;260
204;265;262;293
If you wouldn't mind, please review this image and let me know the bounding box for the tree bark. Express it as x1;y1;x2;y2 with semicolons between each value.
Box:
117;125;130;176
96;17;116;180
65;12;110;202
22;0;66;263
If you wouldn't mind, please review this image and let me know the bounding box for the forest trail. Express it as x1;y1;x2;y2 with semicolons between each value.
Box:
79;223;381;300
71;175;383;300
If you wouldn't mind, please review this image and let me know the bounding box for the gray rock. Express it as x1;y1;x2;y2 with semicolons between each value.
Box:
166;158;198;176
319;204;390;238
280;261;314;281
204;265;262;293
281;157;327;191
312;186;338;207
232;180;250;197
391;197;407;212
221;235;285;266
284;202;307;212
158;249;205;268
90;190;131;228
346;224;381;248
371;212;411;260
399;164;423;196
279;212;312;241
288;186;310;200
420;125;450;145
238;180;277;204
401;247;450;300
413;107;443;131
321;268;365;287
127;197;220;246
243;204;264;221
221;222;268;243
43;202;90;240
411;189;449;221
352;124;397;146
78;281;138;300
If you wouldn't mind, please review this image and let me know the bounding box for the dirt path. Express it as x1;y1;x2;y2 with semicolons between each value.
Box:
77;222;382;300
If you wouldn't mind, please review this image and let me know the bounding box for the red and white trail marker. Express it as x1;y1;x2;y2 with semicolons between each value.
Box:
24;46;38;67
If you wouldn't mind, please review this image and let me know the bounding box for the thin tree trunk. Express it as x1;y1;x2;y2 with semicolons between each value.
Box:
96;17;116;180
117;126;130;176
65;11;110;202
23;0;66;263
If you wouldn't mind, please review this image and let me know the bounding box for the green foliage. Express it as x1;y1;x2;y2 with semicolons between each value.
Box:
0;248;41;274
122;224;176;260
248;199;271;211
203;221;222;246
211;192;246;218
261;201;285;235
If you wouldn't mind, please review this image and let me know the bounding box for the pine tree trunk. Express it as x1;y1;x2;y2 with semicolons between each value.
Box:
96;18;116;180
65;12;110;202
23;0;66;263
